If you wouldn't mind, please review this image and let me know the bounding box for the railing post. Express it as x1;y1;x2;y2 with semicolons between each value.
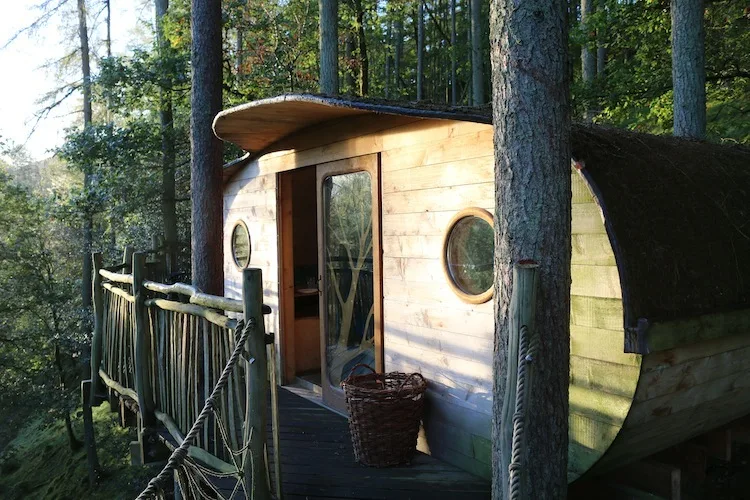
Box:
242;268;271;500
500;261;539;498
90;252;105;406
133;252;156;429
122;245;134;272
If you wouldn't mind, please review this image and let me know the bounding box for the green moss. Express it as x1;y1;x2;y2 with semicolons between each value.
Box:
0;403;152;500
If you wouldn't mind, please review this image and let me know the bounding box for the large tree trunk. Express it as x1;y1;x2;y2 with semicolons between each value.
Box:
416;1;424;100
77;0;100;487
471;0;484;104
156;0;178;276
489;0;571;497
671;0;706;139
191;0;224;295
580;0;596;121
319;0;339;95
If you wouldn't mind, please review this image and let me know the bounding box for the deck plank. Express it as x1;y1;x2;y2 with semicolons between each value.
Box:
262;387;491;499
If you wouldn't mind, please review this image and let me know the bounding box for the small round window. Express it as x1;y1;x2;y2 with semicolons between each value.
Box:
231;221;251;269
442;208;494;303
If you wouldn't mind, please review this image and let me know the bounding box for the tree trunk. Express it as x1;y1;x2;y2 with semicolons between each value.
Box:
489;0;571;497
77;0;100;487
671;0;706;139
156;0;178;277
55;345;82;452
345;33;356;93
353;0;368;95
385;21;391;98
417;1;424;100
471;0;484;104
319;0;339;95
580;0;596;121
451;0;457;105
191;0;224;295
394;18;403;93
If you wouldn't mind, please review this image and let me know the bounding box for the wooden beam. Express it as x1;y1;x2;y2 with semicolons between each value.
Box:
606;459;681;500
499;262;539;496
91;252;105;405
132;252;156;428
242;268;271;500
145;298;237;330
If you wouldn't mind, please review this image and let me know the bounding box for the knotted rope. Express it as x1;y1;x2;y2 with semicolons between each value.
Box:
508;324;538;500
136;317;256;500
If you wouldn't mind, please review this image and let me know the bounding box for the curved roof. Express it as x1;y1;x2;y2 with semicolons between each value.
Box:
213;94;490;155
214;94;750;331
572;127;750;329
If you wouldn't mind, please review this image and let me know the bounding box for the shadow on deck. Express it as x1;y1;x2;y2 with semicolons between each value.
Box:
218;387;491;499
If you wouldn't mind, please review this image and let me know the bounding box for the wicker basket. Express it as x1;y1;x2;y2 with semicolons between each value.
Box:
341;364;427;467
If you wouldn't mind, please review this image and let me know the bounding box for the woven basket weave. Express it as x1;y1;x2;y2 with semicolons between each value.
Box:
341;364;427;467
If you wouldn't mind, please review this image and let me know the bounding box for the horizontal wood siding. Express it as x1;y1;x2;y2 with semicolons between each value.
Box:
379;120;495;478
567;171;641;481
222;118;641;482
594;329;750;474
223;171;280;367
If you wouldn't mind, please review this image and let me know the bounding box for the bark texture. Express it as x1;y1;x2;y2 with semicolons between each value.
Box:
580;0;596;121
671;0;706;139
471;0;484;104
156;0;178;276
78;0;100;484
319;0;339;95
190;0;224;295
489;0;571;496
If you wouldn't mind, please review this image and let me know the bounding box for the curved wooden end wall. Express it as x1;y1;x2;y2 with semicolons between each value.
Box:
592;328;750;473
568;172;641;481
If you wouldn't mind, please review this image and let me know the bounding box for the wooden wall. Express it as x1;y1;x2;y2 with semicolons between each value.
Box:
592;330;750;474
223;164;280;356
222;116;647;482
379;121;496;478
568;172;641;481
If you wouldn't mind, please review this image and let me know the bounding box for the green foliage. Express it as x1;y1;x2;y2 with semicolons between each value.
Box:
572;0;750;144
0;404;152;499
0;169;83;447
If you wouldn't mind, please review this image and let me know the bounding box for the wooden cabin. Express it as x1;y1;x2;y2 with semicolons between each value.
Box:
213;94;750;482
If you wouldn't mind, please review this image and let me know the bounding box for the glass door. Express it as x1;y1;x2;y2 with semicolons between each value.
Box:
317;154;383;413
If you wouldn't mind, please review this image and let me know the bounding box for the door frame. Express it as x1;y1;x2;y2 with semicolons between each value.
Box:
316;153;384;412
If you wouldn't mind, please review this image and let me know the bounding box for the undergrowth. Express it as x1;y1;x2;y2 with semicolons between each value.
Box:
0;402;153;499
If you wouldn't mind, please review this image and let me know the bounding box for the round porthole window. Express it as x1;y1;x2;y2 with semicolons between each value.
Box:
231;221;251;269
442;208;494;303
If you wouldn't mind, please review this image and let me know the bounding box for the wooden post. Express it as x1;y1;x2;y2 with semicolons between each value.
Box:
242;268;271;500
499;262;539;497
91;252;105;405
268;341;283;499
122;245;134;273
133;252;156;429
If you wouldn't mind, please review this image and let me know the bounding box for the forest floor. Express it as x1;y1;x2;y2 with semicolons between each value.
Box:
0;402;152;500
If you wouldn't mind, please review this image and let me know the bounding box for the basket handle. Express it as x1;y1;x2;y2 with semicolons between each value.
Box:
344;363;376;382
397;373;426;396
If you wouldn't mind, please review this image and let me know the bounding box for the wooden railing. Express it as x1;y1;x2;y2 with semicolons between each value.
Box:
90;249;279;499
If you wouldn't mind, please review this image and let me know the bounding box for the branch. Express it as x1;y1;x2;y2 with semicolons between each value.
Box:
1;0;70;50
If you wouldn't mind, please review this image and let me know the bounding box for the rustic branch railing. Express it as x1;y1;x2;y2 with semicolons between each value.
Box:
90;249;279;499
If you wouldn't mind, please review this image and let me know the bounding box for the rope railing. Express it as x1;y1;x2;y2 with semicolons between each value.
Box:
507;325;538;500
136;318;255;500
91;250;277;500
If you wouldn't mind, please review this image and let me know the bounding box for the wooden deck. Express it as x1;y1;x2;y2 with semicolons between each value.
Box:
213;387;491;499
270;387;490;499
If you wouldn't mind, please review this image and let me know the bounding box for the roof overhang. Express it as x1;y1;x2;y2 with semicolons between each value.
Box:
213;93;491;157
